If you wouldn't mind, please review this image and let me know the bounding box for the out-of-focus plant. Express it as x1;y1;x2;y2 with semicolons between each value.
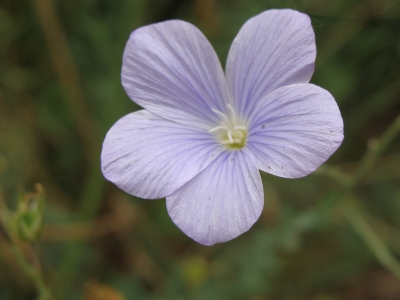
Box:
1;0;400;299
0;184;51;300
1;184;45;242
317;114;400;279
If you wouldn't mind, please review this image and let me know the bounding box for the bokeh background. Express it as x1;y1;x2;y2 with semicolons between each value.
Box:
1;0;400;299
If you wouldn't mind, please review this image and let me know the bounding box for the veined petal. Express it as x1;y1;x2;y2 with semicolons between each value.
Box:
167;149;263;246
122;20;231;130
247;84;344;178
101;110;223;199
226;9;316;119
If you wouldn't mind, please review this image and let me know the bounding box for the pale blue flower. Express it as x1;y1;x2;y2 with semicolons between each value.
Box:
101;9;344;245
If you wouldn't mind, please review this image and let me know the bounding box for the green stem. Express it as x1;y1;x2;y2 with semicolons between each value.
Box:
32;0;106;290
317;113;400;187
11;245;52;300
363;213;400;255
344;200;400;280
57;154;105;291
32;0;97;159
351;114;400;186
314;165;351;187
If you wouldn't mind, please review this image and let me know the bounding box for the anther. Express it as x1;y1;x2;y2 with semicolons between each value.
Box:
209;105;247;149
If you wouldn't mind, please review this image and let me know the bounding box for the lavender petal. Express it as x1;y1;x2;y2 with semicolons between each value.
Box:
247;84;344;178
122;20;231;130
226;9;316;120
101;110;222;199
167;149;263;246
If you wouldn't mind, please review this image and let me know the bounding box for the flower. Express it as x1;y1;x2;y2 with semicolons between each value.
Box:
101;9;344;246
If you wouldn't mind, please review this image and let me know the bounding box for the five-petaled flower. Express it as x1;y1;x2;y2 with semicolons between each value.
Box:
101;9;344;246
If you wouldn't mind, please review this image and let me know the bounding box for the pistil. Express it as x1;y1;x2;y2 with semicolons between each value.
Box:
209;104;247;149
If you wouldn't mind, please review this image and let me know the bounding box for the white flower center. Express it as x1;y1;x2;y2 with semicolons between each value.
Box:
208;104;247;149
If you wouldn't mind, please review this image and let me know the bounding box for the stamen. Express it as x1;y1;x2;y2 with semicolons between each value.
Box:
209;105;247;149
208;125;227;133
227;103;237;119
227;131;234;143
211;108;225;118
211;108;230;124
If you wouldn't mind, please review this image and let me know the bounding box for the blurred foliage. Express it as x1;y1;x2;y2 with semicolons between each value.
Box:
0;0;400;299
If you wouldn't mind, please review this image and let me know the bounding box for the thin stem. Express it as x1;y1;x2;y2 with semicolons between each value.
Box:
32;0;107;292
351;114;400;186
314;165;351;187
326;113;400;281
57;155;105;294
11;244;52;300
315;0;396;68
363;212;400;255
32;0;98;159
344;199;400;281
317;113;400;187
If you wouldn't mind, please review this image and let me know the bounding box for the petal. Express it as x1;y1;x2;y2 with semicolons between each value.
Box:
101;110;223;199
247;84;344;178
167;149;263;246
122;20;231;130
226;9;316;119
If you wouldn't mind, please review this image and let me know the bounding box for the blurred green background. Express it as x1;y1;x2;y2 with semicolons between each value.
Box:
1;0;400;299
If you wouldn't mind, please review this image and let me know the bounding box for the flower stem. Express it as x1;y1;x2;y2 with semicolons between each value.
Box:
351;114;400;186
317;114;400;280
32;0;106;291
317;113;400;187
344;199;400;280
11;244;52;300
314;164;351;187
32;0;97;159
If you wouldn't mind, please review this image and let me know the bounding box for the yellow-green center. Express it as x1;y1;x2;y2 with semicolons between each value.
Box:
209;104;247;149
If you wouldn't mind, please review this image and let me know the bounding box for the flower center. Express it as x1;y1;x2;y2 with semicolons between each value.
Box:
208;104;247;149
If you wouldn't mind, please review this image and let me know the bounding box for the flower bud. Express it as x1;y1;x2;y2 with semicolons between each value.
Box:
0;184;45;242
